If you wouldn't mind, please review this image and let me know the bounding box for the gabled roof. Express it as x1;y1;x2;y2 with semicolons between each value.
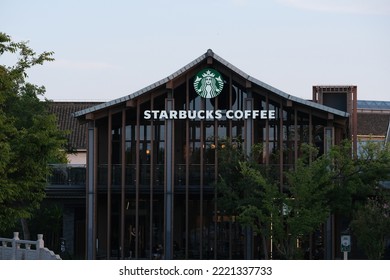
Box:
74;49;349;118
49;101;103;149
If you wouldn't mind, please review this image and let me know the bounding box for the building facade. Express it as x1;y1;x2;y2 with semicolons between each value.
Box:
47;102;102;258
356;100;390;145
74;50;352;260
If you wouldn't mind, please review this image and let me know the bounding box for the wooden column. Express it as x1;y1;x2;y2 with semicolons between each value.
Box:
86;120;96;260
164;97;174;260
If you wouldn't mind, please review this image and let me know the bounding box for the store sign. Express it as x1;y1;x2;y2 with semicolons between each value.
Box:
143;68;277;120
144;109;275;120
193;68;224;98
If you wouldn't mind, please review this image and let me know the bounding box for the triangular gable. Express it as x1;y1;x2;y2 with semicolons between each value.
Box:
74;49;349;119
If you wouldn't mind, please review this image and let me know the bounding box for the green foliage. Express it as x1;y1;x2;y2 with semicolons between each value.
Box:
327;140;390;215
0;33;68;232
28;203;63;253
351;194;390;259
216;138;390;259
215;138;246;214
279;144;332;258
348;141;390;259
237;161;283;238
216;140;283;258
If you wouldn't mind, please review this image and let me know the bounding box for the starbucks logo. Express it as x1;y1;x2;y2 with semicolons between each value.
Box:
193;68;224;98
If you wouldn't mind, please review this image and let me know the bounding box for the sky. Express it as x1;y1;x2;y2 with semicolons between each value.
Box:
1;0;390;102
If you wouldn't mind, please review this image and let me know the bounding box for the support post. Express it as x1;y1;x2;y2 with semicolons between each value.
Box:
244;97;254;260
164;98;174;260
86;121;96;260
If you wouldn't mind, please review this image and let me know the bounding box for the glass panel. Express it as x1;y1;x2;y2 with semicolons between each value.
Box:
283;108;295;165
125;164;136;185
139;123;151;187
154;164;164;186
124;197;162;259
190;122;201;164
187;199;200;258
110;194;121;259
203;164;215;185
268;102;280;164
125;125;136;165
231;121;244;141
201;199;215;259
297;112;310;156
189;164;201;185
205;123;215;164
153;122;165;185
215;212;245;259
175;119;186;165
98;164;107;185
111;124;122;165
175;164;185;186
112;164;121;185
217;122;228;140
189;85;202;120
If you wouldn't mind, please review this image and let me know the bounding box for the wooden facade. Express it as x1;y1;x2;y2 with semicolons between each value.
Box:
75;49;350;260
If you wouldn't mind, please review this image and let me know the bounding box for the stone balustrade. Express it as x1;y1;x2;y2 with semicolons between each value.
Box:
0;232;61;260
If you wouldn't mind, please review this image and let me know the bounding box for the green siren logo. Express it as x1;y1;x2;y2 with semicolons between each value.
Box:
193;68;224;98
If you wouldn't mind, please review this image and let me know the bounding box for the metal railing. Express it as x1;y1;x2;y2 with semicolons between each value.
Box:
47;163;294;187
48;164;86;186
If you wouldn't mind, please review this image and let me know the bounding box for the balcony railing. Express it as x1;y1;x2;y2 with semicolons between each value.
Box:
48;164;86;186
48;163;294;187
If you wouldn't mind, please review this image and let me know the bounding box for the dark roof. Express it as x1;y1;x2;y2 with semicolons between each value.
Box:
357;112;390;136
48;102;103;149
358;100;390;110
74;49;349;119
356;100;390;137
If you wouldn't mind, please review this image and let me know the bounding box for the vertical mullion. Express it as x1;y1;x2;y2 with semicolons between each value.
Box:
120;109;126;259
107;111;112;259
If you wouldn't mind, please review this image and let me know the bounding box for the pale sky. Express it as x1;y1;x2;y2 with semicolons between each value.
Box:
1;0;389;102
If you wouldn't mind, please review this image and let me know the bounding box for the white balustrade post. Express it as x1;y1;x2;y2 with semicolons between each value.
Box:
12;232;20;260
37;234;44;259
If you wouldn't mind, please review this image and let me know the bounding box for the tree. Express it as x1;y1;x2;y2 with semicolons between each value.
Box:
216;140;334;259
285;140;390;259
283;140;390;259
0;33;68;235
216;139;283;259
327;140;390;215
281;144;332;259
347;141;390;259
217;138;390;259
28;202;64;254
351;195;390;259
236;160;283;259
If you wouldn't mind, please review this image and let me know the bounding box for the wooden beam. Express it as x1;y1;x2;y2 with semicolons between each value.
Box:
126;100;136;107
85;113;94;120
166;80;174;89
